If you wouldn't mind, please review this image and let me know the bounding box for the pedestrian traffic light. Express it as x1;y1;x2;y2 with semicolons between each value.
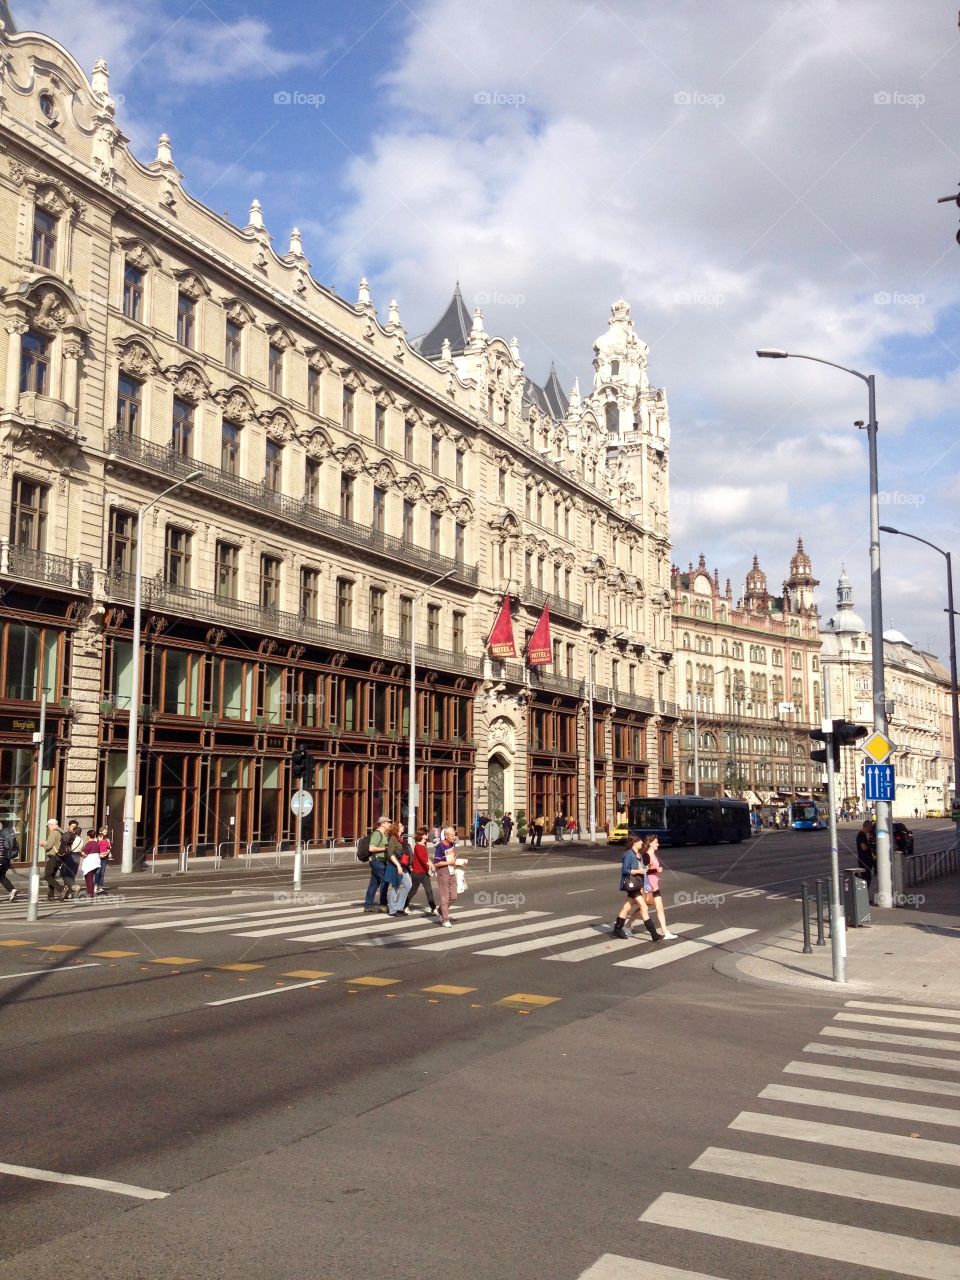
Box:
291;746;311;781
832;719;867;773
809;727;830;769
41;734;57;770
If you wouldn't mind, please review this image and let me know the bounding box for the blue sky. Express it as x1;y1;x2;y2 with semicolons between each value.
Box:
16;0;960;667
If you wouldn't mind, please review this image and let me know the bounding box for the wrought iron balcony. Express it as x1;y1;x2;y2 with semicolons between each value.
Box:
529;670;585;699
659;700;682;719
103;571;483;677
3;544;93;593
523;581;584;624
107;430;479;587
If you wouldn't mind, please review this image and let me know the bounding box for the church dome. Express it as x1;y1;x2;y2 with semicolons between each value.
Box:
823;566;865;633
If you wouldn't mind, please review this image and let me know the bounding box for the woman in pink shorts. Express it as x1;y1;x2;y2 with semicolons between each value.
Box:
640;835;677;940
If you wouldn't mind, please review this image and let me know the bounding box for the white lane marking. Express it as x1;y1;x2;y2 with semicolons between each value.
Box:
0;963;101;981
134;901;355;931
207;978;327;1007
804;1042;960;1073
577;1257;721;1279
822;1026;960;1053
516;865;611;878
187;902;361;933
364;912;588;948
783;1060;960;1098
693;1145;960;1218
846;1000;960;1019
612;927;755;971
835;1012;960;1035
545;921;700;963
412;914;576;952
759;1084;960;1128
477;925;607;956
566;887;600;895
271;907;507;944
730;1110;960;1168
0;1160;167;1201
639;1191;960;1280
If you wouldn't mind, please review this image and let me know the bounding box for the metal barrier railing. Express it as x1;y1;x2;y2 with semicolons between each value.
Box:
902;845;960;887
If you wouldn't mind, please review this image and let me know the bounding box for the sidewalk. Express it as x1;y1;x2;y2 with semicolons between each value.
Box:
716;874;960;1007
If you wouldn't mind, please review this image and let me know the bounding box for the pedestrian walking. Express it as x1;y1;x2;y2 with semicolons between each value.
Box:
553;811;565;842
59;820;83;898
405;826;437;914
501;812;513;844
611;836;663;943
0;819;19;900
362;815;391;912
855;819;877;903
639;835;677;939
42;818;64;900
532;813;545;848
433;826;468;926
385;822;412;916
80;829;101;898
94;826;111;893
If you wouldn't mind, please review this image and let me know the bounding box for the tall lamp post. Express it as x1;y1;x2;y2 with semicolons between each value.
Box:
408;569;455;839
121;471;201;874
880;525;960;843
757;348;893;907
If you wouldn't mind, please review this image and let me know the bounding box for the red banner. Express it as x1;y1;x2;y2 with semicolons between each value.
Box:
488;594;517;658
526;605;552;666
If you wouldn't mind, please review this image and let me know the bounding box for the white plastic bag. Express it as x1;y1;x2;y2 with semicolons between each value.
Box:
454;866;468;894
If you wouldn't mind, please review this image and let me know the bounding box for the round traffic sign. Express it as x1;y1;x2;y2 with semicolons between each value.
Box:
290;790;314;816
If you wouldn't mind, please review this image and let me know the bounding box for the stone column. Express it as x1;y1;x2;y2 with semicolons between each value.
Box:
61;334;83;415
4;316;26;409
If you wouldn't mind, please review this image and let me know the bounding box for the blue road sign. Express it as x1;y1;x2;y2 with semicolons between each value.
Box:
864;763;895;802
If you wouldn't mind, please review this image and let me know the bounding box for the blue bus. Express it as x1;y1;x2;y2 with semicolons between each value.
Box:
790;800;827;830
626;795;751;846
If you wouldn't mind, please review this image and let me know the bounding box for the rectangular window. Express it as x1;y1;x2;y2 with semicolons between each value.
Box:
215;541;239;600
455;521;465;564
375;403;386;446
169;397;193;456
116;375;142;435
107;508;137;575
452;610;465;654
456;448;465;486
300;567;320;619
268;343;283;395
566;643;575;679
524;549;533;585
221;421;240;475
304;458;321;505
369;586;385;636
552;638;561;668
19;330;49;395
164;525;191;588
430;512;441;555
431;435;440;475
225;319;242;372
265;440;282;492
402;499;414;543
536;491;543;523
372;485;386;533
10;476;47;550
336;577;353;628
499;467;507;502
260;555;281;610
340;472;354;521
123;263;144;321
404;419;414;461
342;386;355;431
399;595;413;645
176;292;195;348
32;207;57;269
308;366;321;414
427;603;440;648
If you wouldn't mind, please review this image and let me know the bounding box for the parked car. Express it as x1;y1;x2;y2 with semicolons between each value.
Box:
608;820;630;845
892;822;914;855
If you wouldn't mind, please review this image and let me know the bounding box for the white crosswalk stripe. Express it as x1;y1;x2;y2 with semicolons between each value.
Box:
577;1000;960;1280
834;1011;960;1035
820;1025;960;1052
612;927;754;970
844;999;960;1019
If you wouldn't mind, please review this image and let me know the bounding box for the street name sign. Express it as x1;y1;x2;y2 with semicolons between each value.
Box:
290;790;314;817
864;764;895;802
861;730;896;764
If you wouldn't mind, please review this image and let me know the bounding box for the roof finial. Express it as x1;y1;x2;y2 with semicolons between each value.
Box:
247;199;265;231
357;277;372;308
288;227;305;258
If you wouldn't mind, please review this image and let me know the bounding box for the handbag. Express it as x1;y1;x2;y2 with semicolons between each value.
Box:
624;875;643;895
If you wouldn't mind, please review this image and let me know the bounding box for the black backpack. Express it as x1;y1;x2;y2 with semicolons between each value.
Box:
356;833;371;863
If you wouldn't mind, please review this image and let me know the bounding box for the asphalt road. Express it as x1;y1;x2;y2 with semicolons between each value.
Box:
0;821;956;1280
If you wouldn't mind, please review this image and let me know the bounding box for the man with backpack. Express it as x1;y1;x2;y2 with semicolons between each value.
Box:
0;819;19;901
361;815;391;912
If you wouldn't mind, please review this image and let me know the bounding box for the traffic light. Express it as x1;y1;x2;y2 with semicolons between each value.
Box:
809;727;830;769
291;745;312;782
832;719;867;773
41;734;57;770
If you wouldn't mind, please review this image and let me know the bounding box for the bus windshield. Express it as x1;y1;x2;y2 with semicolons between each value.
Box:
630;799;665;829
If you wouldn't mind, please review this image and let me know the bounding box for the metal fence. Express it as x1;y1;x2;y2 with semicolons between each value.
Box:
901;845;960;887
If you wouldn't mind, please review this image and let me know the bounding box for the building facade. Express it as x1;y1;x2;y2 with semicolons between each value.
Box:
0;23;677;859
671;542;823;809
820;570;954;816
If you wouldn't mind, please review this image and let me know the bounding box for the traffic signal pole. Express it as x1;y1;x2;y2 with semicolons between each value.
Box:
26;692;46;924
293;775;303;892
823;685;846;983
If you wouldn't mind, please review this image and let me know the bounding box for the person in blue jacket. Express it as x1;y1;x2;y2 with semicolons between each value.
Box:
611;836;663;942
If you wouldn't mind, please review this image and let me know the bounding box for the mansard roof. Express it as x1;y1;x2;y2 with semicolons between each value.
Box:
523;364;569;422
412;281;472;360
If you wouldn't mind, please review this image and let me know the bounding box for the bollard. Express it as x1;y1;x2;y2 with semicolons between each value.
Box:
800;882;813;954
177;846;188;874
815;878;826;946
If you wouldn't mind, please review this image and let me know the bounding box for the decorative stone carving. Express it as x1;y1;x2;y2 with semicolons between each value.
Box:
262;409;294;443
216;386;257;424
339;445;366;476
488;717;517;753
223;297;255;326
173;269;210;300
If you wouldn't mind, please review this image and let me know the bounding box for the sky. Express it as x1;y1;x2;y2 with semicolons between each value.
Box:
16;0;960;667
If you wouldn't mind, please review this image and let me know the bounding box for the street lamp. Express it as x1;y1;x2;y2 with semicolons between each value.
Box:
408;568;455;839
880;525;960;842
121;471;201;873
756;347;894;907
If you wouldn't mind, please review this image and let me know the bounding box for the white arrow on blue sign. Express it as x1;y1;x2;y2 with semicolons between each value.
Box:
864;764;895;802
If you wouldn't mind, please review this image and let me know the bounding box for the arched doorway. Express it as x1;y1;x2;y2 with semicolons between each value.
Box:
489;754;507;817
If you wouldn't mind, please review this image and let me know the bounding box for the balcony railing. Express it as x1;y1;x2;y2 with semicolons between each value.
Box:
529;670;585;699
659;700;682;719
3;544;93;592
523;581;584;624
103;571;484;677
107;429;479;587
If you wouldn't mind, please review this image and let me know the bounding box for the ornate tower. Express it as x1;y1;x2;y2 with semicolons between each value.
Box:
783;536;819;614
742;555;769;612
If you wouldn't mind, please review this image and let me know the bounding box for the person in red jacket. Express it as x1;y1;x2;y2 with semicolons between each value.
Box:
405;825;437;915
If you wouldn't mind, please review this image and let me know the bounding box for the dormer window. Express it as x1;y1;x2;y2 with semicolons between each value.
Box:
32;208;58;269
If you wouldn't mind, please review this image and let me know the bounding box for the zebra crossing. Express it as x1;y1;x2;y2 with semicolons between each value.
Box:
577;997;960;1280
124;897;756;970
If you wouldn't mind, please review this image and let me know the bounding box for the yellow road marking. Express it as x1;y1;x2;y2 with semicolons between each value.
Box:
93;950;139;959
422;984;477;996
150;956;200;966
216;963;264;972
0;940;30;947
349;976;400;987
37;945;79;953
496;993;560;1009
282;969;333;979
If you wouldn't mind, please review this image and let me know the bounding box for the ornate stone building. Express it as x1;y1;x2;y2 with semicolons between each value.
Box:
0;22;677;857
671;542;823;808
820;570;954;816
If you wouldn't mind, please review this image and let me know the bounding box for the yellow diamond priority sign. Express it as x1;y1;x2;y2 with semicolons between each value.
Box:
861;730;896;764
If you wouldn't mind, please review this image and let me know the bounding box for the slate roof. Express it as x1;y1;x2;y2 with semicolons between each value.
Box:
0;3;16;32
412;282;472;359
